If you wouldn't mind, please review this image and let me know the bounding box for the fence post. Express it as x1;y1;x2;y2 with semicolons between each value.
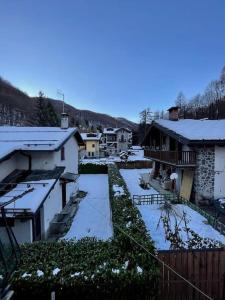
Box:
51;291;55;300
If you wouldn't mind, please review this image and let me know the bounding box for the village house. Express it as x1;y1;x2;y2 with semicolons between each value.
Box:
0;114;83;244
80;132;102;158
142;107;225;203
101;127;132;155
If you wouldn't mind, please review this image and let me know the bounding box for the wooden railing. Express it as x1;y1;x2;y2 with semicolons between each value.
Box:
144;150;196;166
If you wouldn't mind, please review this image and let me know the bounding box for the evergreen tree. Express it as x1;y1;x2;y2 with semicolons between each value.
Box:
35;91;60;126
36;91;47;126
45;101;60;126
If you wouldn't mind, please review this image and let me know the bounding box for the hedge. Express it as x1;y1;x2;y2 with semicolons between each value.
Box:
11;164;159;299
79;163;108;174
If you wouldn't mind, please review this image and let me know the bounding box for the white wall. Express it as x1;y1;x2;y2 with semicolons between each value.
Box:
42;181;62;237
53;137;79;174
214;146;225;198
12;219;33;244
28;151;55;170
0;156;17;181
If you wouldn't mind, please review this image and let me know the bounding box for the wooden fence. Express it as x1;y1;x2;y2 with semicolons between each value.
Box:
158;249;225;300
116;160;153;169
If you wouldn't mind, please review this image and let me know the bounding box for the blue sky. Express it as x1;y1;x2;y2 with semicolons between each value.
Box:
0;0;225;122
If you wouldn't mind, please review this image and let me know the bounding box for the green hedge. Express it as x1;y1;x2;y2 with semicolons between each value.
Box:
79;163;108;174
11;164;159;299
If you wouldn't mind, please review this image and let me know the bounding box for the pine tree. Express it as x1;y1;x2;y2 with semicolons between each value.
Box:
35;91;59;126
36;91;47;126
45;101;60;126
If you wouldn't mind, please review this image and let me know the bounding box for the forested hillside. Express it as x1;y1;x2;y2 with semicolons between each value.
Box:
0;77;138;131
174;66;225;119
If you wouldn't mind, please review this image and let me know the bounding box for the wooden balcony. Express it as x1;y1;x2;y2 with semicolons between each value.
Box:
144;150;196;166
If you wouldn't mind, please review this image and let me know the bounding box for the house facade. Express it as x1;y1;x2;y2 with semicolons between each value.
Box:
142;107;225;203
0;121;83;243
101;127;132;155
80;132;102;158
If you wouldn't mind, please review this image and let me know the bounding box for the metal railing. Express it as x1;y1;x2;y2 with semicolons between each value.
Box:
0;206;20;295
133;193;181;205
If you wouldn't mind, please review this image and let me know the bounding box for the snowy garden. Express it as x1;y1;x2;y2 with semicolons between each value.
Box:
11;164;158;299
120;168;225;250
63;174;113;241
9;160;225;298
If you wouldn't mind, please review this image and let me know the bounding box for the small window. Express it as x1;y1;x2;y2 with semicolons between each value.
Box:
92;144;95;148
61;146;65;161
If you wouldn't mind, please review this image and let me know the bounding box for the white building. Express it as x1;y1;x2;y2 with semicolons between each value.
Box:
101;127;132;155
0;125;83;243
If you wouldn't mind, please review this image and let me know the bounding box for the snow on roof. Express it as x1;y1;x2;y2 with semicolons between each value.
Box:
0;126;79;160
0;179;56;213
103;127;131;134
155;119;225;141
81;132;102;141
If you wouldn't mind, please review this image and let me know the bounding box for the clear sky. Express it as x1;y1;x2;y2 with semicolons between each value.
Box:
0;0;225;122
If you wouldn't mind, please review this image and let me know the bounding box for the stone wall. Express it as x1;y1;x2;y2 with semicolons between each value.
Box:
194;147;215;201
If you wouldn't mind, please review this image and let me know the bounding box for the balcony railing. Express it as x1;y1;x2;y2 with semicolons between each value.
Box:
144;150;196;166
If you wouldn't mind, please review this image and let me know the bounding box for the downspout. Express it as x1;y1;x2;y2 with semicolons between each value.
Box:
20;151;32;171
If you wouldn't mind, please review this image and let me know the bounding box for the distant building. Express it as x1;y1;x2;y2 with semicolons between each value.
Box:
0;121;83;243
101;127;132;155
142;106;225;203
80;132;102;158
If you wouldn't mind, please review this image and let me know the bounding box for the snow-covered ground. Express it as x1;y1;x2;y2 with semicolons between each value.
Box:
63;174;113;241
120;169;225;250
120;168;154;196
80;146;150;164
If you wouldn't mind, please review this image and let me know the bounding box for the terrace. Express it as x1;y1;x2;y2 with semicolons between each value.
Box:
144;149;196;166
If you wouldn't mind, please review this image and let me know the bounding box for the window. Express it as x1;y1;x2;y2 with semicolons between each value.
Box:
61;146;65;161
92;144;95;148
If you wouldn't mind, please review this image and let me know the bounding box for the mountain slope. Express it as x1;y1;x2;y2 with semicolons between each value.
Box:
0;77;138;130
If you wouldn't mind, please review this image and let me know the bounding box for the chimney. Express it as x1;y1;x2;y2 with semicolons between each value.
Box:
168;106;179;121
61;113;69;129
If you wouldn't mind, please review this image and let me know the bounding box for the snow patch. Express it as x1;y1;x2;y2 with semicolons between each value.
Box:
52;268;61;276
37;270;44;277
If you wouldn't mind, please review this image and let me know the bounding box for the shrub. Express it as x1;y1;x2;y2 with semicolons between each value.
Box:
11;164;159;299
79;163;108;174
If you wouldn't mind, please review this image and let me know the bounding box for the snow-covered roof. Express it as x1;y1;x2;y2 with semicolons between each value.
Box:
103;127;131;134
155;119;225;141
0;179;56;213
81;132;102;141
0;126;81;161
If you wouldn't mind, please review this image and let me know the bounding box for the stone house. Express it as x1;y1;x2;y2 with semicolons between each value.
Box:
142;107;225;203
101;127;132;155
0;115;83;243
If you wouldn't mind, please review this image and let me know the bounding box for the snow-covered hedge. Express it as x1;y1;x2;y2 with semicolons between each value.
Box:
108;164;156;253
79;163;108;174
11;164;158;299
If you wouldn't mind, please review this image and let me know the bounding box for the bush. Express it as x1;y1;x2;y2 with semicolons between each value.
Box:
11;164;159;299
79;163;108;174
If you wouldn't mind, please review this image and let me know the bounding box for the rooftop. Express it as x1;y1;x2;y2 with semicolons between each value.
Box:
0;126;82;161
0;167;65;213
155;119;225;142
103;127;131;134
81;132;102;141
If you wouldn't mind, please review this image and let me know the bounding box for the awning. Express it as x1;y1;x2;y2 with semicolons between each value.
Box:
60;173;79;183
